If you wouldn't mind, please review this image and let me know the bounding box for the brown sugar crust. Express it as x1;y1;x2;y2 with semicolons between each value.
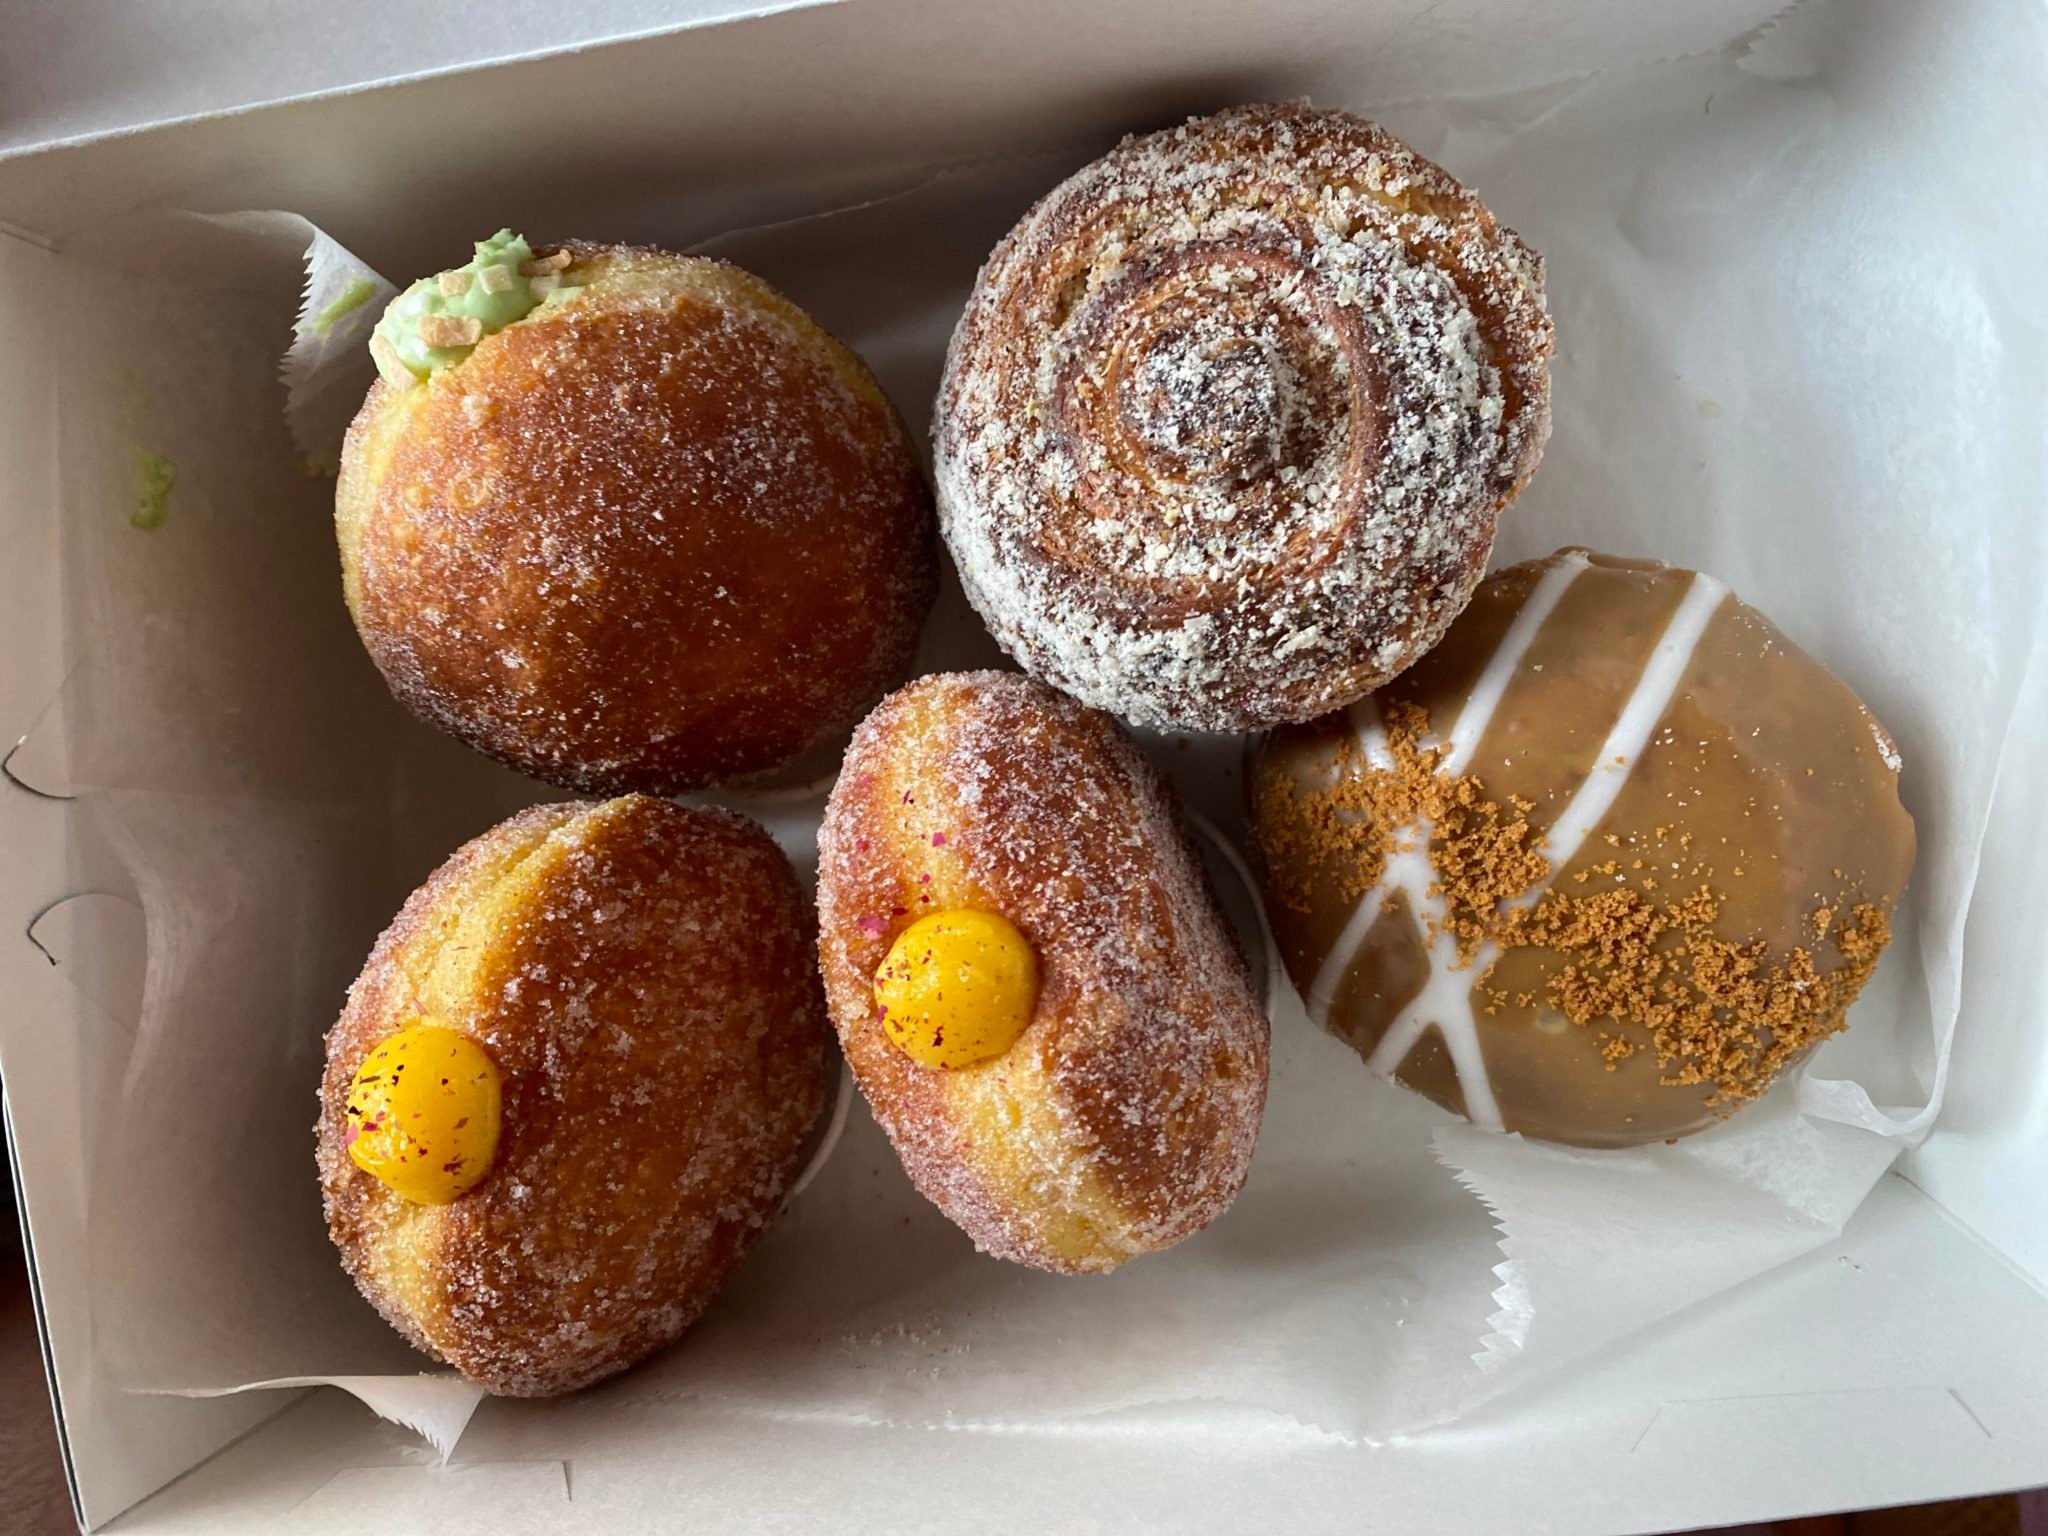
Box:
337;244;937;795
816;672;1269;1273
935;102;1553;733
317;796;827;1395
1250;549;1916;1148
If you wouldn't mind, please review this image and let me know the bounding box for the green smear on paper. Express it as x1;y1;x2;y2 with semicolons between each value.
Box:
303;276;378;338
131;451;175;531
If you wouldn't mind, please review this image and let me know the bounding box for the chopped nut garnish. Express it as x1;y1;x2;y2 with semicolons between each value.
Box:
476;263;516;295
436;270;473;296
1255;704;1898;1109
1252;700;1547;956
528;273;562;299
417;313;484;348
518;250;573;275
370;333;416;390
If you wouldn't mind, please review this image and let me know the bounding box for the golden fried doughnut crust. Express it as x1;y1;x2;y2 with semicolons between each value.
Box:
935;102;1553;733
337;245;937;795
317;795;827;1395
817;672;1268;1273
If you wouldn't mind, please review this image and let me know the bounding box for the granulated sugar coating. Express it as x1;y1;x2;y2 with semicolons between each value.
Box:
934;102;1554;733
317;795;827;1396
337;243;936;796
817;672;1269;1273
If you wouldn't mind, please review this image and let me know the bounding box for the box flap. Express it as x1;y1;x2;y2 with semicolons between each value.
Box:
0;1;825;161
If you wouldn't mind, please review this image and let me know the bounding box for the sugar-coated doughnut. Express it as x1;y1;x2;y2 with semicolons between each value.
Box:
817;672;1269;1274
318;794;827;1395
1250;549;1916;1147
338;235;936;795
934;102;1553;733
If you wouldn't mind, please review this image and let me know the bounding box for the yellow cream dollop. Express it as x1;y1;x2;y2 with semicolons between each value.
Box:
874;910;1038;1070
345;1022;502;1203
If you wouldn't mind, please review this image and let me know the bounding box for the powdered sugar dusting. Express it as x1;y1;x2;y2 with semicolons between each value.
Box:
817;673;1269;1272
935;102;1553;732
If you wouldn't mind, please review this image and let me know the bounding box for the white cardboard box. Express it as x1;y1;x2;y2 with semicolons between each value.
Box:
3;0;2046;1530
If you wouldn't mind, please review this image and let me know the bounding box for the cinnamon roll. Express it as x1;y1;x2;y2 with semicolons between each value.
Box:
935;102;1553;733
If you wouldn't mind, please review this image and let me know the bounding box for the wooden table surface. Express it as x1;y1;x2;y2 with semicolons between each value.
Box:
2;1178;79;1535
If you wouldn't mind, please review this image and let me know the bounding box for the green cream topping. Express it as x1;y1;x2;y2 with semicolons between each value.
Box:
370;230;578;386
131;451;175;531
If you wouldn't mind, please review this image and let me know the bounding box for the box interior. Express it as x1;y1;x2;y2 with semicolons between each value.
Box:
98;1176;2048;1536
2;0;2045;1530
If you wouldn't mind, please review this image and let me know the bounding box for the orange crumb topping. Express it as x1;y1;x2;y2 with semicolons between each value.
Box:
1253;706;1895;1106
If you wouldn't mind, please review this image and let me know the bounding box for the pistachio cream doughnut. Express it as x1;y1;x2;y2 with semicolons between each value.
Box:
817;672;1269;1274
317;795;827;1395
934;102;1554;733
337;231;937;795
1250;549;1916;1148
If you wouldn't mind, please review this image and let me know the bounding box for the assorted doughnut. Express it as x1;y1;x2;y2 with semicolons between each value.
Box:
337;235;936;796
316;103;1915;1390
318;795;827;1395
935;102;1552;733
1249;550;1914;1148
816;672;1268;1273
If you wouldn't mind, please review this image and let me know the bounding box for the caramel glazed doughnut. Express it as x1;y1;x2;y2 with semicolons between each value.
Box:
934;102;1554;733
817;672;1269;1274
1252;550;1916;1148
318;796;827;1395
338;237;937;796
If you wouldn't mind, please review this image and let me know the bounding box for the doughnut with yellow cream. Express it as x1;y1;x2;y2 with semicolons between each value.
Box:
317;794;827;1395
817;672;1268;1274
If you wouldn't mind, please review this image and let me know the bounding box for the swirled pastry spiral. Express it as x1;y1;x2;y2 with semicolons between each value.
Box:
935;102;1553;732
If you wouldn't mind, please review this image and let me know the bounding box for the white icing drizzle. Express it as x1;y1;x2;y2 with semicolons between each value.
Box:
1441;551;1590;777
1364;808;1506;1128
1303;715;1399;1026
1329;565;1729;1132
1499;572;1731;907
1304;553;1585;1028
